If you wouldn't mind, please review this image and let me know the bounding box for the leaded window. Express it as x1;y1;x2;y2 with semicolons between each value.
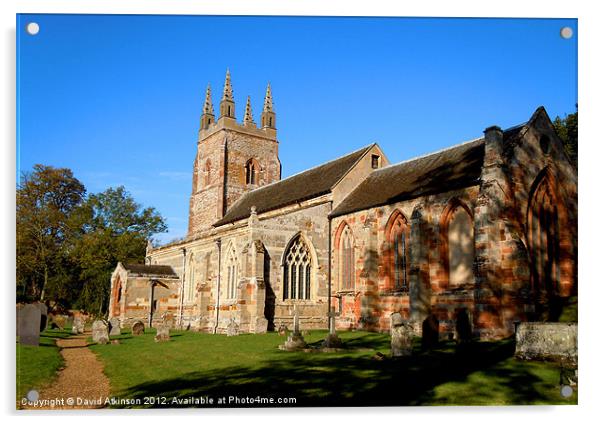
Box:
283;235;312;300
388;213;409;290
340;225;355;290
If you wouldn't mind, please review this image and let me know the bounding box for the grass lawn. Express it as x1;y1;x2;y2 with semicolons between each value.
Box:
90;329;576;407
16;328;70;401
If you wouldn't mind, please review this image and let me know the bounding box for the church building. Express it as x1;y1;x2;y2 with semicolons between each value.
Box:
109;71;577;340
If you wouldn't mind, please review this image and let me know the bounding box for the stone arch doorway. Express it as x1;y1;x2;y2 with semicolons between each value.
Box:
149;280;170;327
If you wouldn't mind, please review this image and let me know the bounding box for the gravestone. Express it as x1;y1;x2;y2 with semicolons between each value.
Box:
421;314;439;350
255;317;268;334
162;312;175;329
18;304;41;346
277;324;288;336
109;317;121;336
132;321;145;336
154;324;170;342
72;316;85;334
390;313;413;357
322;313;343;348
226;318;239;337
455;309;472;345
515;322;577;364
92;320;109;344
279;306;307;351
16;304;22;337
36;303;48;331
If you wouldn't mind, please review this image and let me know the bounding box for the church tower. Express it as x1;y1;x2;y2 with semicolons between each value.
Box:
188;71;281;236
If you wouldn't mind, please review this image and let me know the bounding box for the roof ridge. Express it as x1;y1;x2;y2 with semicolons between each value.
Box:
370;122;526;176
220;143;374;215
372;137;484;175
257;143;374;191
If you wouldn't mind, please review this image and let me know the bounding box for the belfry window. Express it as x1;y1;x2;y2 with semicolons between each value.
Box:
283;235;312;300
246;159;259;185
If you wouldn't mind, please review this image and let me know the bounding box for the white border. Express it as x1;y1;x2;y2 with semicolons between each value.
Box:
3;1;600;423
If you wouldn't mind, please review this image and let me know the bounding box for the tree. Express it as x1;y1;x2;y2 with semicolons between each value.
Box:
553;111;578;168
17;165;86;303
73;186;167;314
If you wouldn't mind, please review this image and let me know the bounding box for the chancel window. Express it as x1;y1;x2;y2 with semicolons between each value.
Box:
387;212;410;291
447;205;475;287
339;225;355;290
528;175;560;296
283;235;312;300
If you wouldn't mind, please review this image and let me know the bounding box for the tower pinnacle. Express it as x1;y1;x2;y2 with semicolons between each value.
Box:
263;83;274;112
219;69;235;119
261;82;276;129
200;84;215;130
244;96;255;126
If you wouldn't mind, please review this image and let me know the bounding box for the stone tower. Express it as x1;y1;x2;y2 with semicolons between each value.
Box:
188;71;281;236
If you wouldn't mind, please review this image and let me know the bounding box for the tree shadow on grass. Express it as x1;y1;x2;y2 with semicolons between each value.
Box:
117;336;563;408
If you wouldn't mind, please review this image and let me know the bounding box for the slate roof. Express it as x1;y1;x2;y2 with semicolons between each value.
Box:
330;124;526;218
123;263;178;277
214;144;375;226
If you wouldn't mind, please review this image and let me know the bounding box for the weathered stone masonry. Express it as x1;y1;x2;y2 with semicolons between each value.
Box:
108;71;577;341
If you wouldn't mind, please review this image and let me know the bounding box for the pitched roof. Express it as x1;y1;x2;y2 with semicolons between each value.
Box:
122;263;178;277
214;144;375;226
330;125;526;218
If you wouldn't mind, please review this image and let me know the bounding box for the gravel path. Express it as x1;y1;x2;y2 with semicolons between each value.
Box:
27;333;110;409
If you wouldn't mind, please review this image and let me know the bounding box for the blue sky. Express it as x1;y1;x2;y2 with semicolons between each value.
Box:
16;15;577;243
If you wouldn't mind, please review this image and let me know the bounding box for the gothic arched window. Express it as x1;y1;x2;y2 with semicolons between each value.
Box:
225;246;238;299
386;211;410;291
441;200;475;288
337;223;355;291
528;173;560;297
283;235;312;300
245;159;259;185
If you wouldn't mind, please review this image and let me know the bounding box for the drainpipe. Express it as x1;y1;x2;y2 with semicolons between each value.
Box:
214;238;222;334
178;247;187;328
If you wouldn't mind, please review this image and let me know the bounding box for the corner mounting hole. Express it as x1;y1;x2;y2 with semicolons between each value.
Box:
26;22;40;35
560;27;573;39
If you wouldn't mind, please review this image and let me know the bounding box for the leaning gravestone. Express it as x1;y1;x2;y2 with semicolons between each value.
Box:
18;304;41;346
390;313;413;357
109;318;121;336
132;321;145;336
92;320;109;344
154;324;170;342
226;318;239;337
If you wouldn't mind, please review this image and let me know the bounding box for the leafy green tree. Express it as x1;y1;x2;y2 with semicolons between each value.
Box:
73;186;167;314
553;111;578;168
16;165;86;303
